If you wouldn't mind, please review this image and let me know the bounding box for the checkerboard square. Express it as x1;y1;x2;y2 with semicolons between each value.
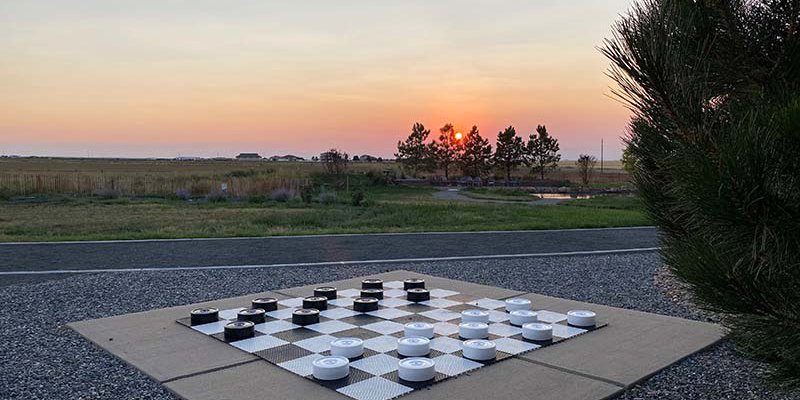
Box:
552;323;587;338
430;336;462;353
218;307;246;320
431;354;482;376
255;343;313;364
306;320;357;335
382;289;407;298
254;320;298;335
488;309;510;323
294;334;337;353
363;335;399;353
379;298;412;308
420;309;460;322
190;320;228;335
432;322;460;336
278;298;305;308
366;308;412;320
321;307;359;320
350;354;401;375
339;314;386;327
362;321;405;335
488;323;523;337
338;289;361;298
328;298;355;308
536;310;569;323
493;337;540;355
421;298;461;309
467;298;506;309
332;327;382;341
231;335;288;353
336;376;412;400
429;289;460;298
383;281;405;289
273;327;323;343
267;308;297;320
278;353;323;377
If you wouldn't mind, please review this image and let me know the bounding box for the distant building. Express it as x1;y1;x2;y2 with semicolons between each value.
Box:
269;154;305;162
235;153;262;160
174;156;204;161
319;151;336;163
359;154;379;162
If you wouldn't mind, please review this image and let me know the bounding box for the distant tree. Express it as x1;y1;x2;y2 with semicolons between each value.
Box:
433;123;463;180
575;154;596;185
620;144;636;173
395;123;436;176
493;126;525;181
352;155;360;162
322;148;349;175
526;125;561;180
459;126;493;177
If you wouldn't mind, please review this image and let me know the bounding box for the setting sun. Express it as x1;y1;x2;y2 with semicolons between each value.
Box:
454;132;464;141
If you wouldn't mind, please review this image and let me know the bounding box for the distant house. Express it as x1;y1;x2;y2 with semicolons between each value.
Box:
359;154;379;162
235;153;262;160
269;154;305;162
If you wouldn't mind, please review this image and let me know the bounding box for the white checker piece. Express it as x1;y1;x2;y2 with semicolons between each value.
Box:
320;307;359;320
328;298;355;308
378;298;412;308
429;289;460;298
294;334;337;353
278;353;323;377
362;320;405;335
254;320;298;334
420;309;461;322
467;298;507;309
337;377;413;400
350;354;401;375
363;335;399;353
218;308;245;320
421;298;461;309
306;320;357;334
537;310;569;323
493;337;540;355
338;289;361;298
366;308;412;320
383;281;405;289
230;335;288;353
190;320;228;335
432;354;482;376
488;323;523;337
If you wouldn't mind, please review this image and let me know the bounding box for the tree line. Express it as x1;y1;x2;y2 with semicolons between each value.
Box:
395;122;561;180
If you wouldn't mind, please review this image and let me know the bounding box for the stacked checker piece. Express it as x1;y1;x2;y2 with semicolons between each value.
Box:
180;278;603;400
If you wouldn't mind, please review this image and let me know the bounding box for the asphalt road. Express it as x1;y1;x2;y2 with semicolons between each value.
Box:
0;227;658;280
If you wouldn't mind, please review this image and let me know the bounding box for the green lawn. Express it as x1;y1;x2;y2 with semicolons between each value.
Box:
0;188;649;242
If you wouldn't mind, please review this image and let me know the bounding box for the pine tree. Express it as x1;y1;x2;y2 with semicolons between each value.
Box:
395;123;435;176
459;126;493;177
526;125;561;180
493;126;525;181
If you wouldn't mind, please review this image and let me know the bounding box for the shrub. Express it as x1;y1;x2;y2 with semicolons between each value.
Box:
300;186;313;204
270;188;296;203
205;190;228;203
603;0;800;385
173;188;191;201
92;187;120;199
318;191;337;205
350;190;365;206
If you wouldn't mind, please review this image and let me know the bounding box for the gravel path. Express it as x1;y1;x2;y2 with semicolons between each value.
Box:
1;252;798;399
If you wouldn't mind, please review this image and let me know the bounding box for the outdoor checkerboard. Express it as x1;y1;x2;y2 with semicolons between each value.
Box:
177;280;606;400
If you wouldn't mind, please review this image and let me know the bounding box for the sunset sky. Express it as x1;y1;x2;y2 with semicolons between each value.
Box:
1;1;634;159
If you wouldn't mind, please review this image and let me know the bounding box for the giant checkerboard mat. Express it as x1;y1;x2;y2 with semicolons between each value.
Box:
177;281;605;400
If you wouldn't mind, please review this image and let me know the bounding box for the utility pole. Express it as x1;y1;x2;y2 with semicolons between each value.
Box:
600;138;604;173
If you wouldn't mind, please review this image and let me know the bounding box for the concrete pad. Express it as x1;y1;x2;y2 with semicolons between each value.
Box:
164;360;346;400
405;358;621;400
278;269;524;300
69;291;288;382
517;293;722;387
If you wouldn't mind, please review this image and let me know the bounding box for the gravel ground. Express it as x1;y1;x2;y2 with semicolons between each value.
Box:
1;252;798;399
